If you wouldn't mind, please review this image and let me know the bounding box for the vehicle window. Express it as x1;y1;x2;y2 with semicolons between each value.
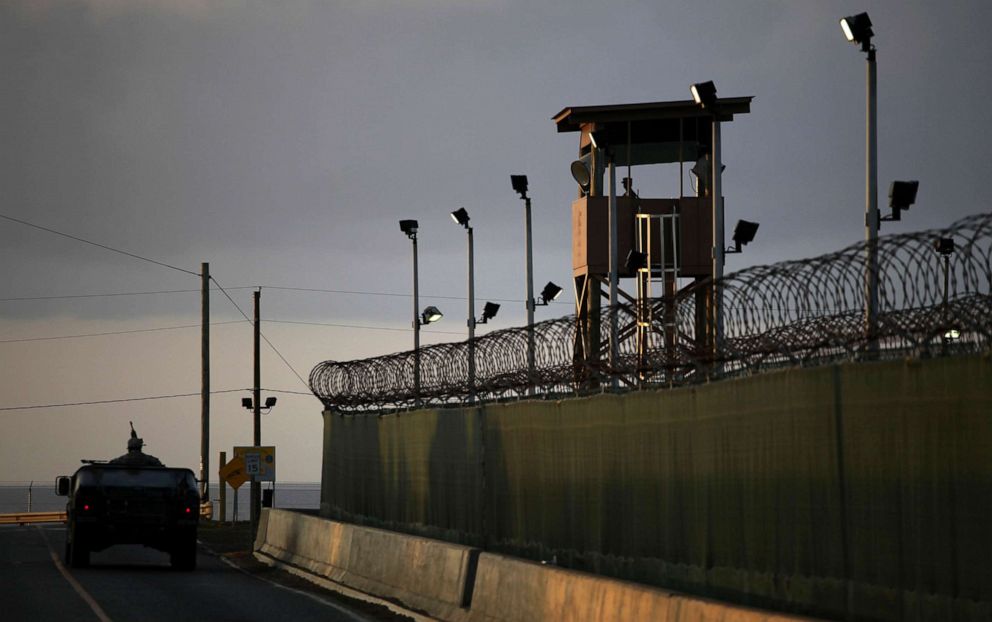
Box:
77;468;187;488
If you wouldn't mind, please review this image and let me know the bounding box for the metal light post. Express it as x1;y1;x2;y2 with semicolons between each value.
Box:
841;12;879;349
451;208;476;402
935;237;955;348
511;175;536;394
400;220;421;404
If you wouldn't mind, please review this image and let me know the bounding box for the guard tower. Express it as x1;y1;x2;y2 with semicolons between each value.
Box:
552;95;752;385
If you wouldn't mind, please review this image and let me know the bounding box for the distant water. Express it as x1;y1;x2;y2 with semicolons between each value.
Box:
0;482;320;522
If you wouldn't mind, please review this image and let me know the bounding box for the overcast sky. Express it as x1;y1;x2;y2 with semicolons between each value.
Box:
2;0;990;483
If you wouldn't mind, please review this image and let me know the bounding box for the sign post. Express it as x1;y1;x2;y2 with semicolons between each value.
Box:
233;446;275;546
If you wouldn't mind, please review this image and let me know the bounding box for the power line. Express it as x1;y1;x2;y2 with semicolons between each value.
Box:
262;388;316;396
0;212;201;277
263;319;464;336
0;287;253;302
0;321;244;344
210;276;310;390
1;284;572;306
0;389;248;412
260;285;571;305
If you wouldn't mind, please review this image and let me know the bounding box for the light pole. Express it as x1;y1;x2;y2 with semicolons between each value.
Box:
840;12;878;349
400;220;422;404
240;391;276;532
935;237;955;349
511;175;536;394
451;207;476;402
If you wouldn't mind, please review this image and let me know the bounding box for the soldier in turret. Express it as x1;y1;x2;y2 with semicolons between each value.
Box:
109;422;164;467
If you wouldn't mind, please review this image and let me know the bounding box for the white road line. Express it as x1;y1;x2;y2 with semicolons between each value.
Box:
37;527;114;622
202;543;368;622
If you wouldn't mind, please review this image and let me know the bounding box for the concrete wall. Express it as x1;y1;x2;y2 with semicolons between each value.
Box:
320;355;992;620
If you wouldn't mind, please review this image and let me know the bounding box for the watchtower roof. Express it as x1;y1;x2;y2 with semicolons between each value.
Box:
552;97;753;166
552;97;753;132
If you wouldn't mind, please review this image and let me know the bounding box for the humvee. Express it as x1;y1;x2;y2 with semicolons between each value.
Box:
55;425;199;570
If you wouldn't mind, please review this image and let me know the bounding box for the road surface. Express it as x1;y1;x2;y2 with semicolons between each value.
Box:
0;524;382;622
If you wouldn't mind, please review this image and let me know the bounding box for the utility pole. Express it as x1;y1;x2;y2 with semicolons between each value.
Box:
200;262;210;505
251;288;261;538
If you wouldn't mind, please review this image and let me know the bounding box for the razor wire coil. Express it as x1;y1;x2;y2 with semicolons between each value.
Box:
310;212;992;414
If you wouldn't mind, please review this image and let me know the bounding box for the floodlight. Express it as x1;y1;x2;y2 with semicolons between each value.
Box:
264;396;277;409
241;397;253;410
690;81;717;108
840;13;873;51
728;220;759;253
478;301;500;324
450;207;470;227
570;160;591;194
511;175;529;199
934;238;955;256
882;180;918;222
539;281;563;305
399;219;418;237
588;130;606;150
888;180;918;222
625;249;647;273
943;328;960;341
421;306;443;324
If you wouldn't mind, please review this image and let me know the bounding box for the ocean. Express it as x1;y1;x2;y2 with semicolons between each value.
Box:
0;481;320;522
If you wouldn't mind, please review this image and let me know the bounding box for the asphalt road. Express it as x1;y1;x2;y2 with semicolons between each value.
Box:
0;525;376;622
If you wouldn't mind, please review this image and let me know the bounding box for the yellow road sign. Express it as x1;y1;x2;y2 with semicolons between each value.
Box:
233;446;276;482
219;456;249;489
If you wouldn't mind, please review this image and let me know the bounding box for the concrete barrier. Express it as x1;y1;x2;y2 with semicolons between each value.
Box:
457;552;811;622
255;509;813;622
255;508;476;620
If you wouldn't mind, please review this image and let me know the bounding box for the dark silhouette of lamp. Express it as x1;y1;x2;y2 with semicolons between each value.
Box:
690;81;718;109
478;302;500;324
727;220;759;253
884;180;919;222
242;396;277;412
511;175;528;199
538;281;563;306
399;219;418;238
450;207;470;228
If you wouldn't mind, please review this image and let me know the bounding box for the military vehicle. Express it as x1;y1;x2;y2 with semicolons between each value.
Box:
55;423;199;570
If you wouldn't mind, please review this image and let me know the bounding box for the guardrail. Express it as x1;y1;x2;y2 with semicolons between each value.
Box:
0;511;67;525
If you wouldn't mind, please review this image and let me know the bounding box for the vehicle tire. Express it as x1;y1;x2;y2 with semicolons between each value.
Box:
69;529;89;568
170;537;197;571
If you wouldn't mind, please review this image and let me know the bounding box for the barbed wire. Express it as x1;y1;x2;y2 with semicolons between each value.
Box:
311;212;992;414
